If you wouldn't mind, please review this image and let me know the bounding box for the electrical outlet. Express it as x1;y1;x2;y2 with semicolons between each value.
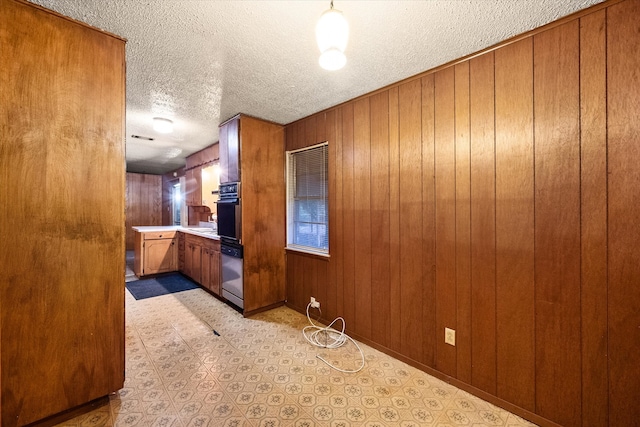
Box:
445;327;456;346
310;297;320;309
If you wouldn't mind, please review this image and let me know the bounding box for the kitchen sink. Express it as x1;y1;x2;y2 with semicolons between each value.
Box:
188;228;216;234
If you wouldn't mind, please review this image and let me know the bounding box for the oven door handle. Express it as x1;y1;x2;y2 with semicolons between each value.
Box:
215;198;239;204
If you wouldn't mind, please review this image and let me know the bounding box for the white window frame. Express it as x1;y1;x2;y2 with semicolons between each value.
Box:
286;142;329;256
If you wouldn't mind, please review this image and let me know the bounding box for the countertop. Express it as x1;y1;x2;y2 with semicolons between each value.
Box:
132;225;219;240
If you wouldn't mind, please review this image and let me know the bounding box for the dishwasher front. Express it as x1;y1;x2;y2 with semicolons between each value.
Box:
221;241;243;309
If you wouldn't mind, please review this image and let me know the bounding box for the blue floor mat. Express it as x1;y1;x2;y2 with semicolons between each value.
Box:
126;273;198;300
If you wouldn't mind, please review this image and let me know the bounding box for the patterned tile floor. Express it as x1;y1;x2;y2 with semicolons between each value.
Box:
57;265;537;427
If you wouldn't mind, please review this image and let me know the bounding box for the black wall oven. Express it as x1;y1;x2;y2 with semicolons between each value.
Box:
216;182;241;243
216;182;244;309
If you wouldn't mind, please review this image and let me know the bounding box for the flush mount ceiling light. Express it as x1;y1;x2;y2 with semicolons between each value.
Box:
153;117;174;134
316;0;349;71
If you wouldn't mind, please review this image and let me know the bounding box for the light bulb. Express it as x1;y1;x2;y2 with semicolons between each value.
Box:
319;48;347;71
316;5;348;71
153;117;174;133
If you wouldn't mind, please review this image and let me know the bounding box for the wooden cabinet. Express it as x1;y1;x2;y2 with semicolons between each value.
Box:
219;115;240;183
178;232;186;271
0;0;126;424
184;234;203;282
201;239;221;295
135;230;219;295
218;114;286;314
182;233;220;295
134;231;178;276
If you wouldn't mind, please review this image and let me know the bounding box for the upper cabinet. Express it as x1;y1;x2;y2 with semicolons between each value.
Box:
219;115;240;184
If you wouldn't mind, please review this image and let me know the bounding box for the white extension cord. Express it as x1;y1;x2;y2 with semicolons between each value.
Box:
302;302;365;373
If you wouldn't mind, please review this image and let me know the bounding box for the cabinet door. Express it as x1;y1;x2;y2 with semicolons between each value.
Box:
178;233;185;272
133;231;143;276
193;242;202;283
201;243;220;295
201;248;211;291
185;243;193;278
185;240;202;283
219;116;240;183
143;238;177;275
211;247;221;295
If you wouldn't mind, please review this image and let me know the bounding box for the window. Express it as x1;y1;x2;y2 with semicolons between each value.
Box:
286;142;329;254
172;183;182;226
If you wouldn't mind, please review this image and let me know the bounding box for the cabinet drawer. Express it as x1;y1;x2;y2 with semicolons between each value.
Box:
144;231;177;240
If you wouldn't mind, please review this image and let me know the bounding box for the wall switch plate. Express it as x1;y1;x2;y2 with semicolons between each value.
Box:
445;327;456;346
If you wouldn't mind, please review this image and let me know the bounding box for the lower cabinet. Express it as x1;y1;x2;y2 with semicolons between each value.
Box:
182;233;220;296
134;231;178;276
184;235;202;283
135;231;219;295
178;232;185;271
201;240;221;296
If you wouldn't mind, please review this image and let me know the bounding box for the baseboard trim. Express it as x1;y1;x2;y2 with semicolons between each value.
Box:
25;395;110;427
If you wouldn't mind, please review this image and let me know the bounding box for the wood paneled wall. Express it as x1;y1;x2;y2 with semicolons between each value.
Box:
1;0;125;424
125;173;162;250
285;1;639;425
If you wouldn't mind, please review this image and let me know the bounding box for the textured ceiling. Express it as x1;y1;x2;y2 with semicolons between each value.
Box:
31;0;604;174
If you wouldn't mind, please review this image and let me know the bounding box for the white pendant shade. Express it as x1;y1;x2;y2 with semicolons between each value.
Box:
319;48;346;71
316;5;348;71
153;117;173;133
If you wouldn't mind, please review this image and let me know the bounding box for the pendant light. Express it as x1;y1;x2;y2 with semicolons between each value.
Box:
316;0;349;71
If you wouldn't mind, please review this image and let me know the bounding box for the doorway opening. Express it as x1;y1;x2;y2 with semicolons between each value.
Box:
172;183;182;226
